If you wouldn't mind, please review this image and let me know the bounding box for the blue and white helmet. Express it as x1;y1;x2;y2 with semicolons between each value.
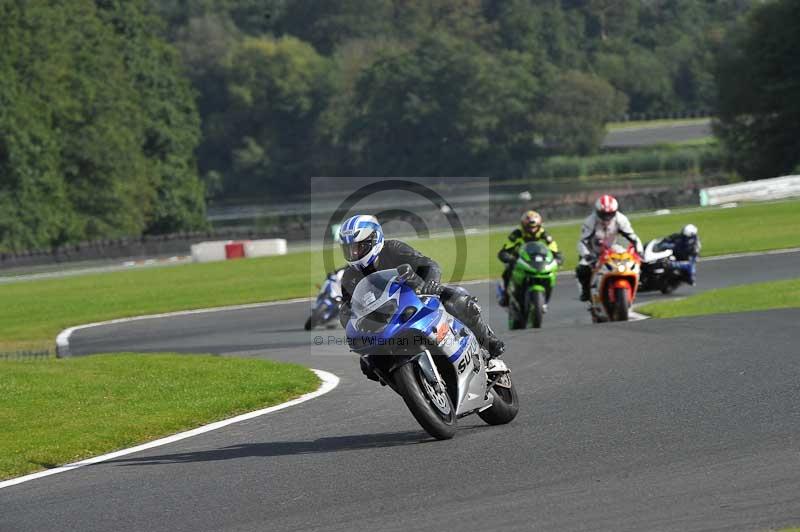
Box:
338;214;384;270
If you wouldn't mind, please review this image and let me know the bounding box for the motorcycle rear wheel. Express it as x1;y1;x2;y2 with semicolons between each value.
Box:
660;282;678;295
394;362;457;440
478;373;519;425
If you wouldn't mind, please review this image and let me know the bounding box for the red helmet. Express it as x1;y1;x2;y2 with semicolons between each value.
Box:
595;194;618;222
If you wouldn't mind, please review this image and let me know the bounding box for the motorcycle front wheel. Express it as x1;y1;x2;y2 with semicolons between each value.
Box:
613;287;630;321
394;362;457;440
529;290;545;328
508;294;526;330
304;306;325;331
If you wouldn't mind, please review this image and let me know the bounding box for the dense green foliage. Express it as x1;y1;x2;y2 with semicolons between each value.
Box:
0;1;764;250
155;0;753;200
0;1;205;252
531;144;723;180
715;0;800;179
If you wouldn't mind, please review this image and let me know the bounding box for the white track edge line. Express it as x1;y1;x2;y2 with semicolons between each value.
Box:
0;369;339;490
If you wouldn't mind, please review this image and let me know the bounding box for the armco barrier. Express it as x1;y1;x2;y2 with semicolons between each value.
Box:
700;175;800;206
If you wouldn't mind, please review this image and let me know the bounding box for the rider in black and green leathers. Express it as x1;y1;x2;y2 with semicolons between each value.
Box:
497;210;563;307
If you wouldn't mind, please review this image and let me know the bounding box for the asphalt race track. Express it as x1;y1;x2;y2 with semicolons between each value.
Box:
2;251;800;532
603;120;711;147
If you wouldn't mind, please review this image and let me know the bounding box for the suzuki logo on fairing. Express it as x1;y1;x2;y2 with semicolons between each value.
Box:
457;352;471;374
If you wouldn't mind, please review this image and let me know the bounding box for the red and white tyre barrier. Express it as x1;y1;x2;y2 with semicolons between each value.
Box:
190;239;287;263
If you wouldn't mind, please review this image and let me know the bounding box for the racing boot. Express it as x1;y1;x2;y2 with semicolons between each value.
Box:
497;286;509;307
576;264;592;302
579;285;590;302
459;295;505;358
464;312;504;358
441;287;505;358
483;333;505;359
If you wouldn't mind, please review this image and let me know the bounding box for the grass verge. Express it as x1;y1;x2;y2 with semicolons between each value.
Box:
638;278;800;318
0;353;319;480
1;199;799;352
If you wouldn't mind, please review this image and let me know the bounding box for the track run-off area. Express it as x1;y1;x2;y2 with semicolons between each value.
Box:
2;250;800;532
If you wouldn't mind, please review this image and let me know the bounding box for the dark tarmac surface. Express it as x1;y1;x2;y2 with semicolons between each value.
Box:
2;251;799;532
603;121;712;147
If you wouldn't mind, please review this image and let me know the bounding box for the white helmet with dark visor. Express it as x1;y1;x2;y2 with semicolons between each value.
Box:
339;215;385;270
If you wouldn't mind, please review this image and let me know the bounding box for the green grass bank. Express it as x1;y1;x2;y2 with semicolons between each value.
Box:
0;354;320;480
637;278;800;319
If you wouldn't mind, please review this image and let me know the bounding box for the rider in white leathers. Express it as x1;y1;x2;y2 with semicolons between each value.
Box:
576;195;643;301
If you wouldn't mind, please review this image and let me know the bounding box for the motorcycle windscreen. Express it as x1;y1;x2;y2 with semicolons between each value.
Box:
522;241;551;270
350;269;401;332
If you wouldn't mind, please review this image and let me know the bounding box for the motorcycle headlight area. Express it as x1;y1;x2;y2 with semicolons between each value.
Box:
356;300;399;332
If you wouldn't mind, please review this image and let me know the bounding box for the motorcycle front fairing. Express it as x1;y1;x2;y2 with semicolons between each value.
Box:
591;246;641;315
346;269;492;416
640;239;690;291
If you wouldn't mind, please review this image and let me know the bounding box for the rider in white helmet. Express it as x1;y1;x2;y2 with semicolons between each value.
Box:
338;214;505;368
575;195;643;301
660;223;701;285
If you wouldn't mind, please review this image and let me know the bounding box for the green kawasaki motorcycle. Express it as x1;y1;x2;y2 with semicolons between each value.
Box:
505;241;559;329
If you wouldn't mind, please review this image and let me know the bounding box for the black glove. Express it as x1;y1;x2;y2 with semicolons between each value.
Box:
397;263;424;290
420;279;443;296
554;252;564;266
498;250;517;264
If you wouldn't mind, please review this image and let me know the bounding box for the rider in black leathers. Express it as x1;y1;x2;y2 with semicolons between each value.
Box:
658;224;701;285
338;217;504;366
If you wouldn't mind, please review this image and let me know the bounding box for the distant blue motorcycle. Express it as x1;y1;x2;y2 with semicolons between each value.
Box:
346;265;518;440
304;269;344;330
640;231;699;294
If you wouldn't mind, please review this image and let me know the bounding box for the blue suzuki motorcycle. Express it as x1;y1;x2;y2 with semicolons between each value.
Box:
346;265;518;439
304;270;344;330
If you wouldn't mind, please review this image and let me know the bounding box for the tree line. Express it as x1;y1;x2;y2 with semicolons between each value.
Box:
1;0;797;252
0;0;205;252
160;0;746;201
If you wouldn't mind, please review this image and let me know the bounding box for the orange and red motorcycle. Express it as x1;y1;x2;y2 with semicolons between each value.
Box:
588;244;642;323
